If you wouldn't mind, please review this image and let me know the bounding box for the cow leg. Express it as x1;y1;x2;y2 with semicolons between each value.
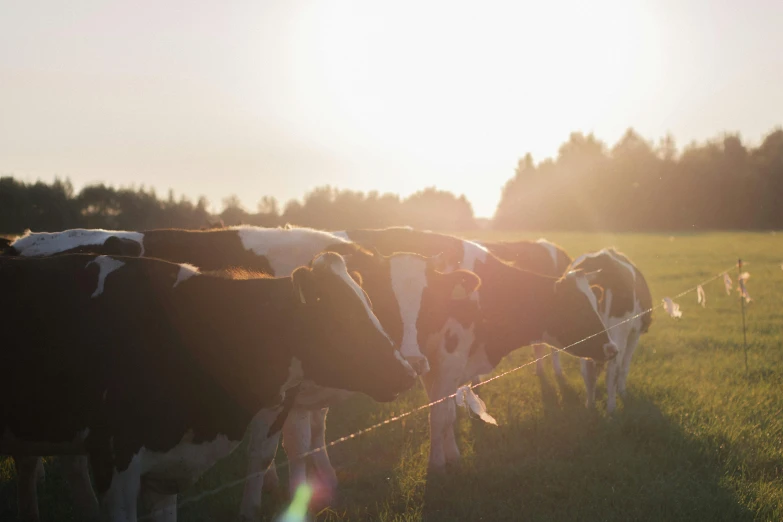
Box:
63;455;100;521
581;359;599;409
618;330;640;397
551;348;563;378
533;344;547;376
427;401;449;472
240;409;284;522
309;408;338;493
281;409;311;495
139;485;177;522
263;460;280;492
442;402;461;466
100;455;141;522
14;456;41;522
606;358;619;414
421;371;460;473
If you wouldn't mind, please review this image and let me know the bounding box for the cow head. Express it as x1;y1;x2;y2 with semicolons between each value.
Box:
344;250;481;375
291;252;416;402
543;270;618;361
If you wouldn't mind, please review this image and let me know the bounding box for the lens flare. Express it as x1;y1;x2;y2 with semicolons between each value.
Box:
278;483;313;522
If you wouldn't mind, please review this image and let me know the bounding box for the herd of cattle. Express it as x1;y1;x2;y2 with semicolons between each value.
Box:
0;225;652;521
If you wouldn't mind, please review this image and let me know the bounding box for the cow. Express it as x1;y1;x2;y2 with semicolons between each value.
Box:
568;248;653;413
8;226;480;519
478;239;572;377
331;227;618;472
0;251;416;522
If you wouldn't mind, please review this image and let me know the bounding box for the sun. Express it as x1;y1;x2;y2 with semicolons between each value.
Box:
279;0;653;216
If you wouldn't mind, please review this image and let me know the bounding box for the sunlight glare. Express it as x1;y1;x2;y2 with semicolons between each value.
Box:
282;0;649;215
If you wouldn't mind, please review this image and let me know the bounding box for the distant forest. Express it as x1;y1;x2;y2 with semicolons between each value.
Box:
2;127;782;235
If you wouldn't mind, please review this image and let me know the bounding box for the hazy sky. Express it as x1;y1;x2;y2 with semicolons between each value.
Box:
2;1;782;217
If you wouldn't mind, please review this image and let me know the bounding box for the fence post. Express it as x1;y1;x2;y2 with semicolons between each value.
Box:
738;258;748;373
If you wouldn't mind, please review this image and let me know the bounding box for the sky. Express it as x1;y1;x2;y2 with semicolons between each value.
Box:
1;1;782;217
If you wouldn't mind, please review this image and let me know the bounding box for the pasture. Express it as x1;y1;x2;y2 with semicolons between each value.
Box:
2;231;782;521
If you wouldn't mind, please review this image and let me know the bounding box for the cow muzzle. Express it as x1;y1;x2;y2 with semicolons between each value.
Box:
405;355;430;376
603;342;619;361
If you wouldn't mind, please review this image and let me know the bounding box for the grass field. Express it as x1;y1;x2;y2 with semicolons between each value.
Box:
2;231;782;521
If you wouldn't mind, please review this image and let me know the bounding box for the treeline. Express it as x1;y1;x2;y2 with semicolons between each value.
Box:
3;127;782;235
495;127;783;231
0;179;475;235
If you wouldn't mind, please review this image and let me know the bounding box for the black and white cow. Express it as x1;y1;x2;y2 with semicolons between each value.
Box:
0;252;416;522
8;226;480;518
332;228;618;471
568;248;653;413
478;239;572;376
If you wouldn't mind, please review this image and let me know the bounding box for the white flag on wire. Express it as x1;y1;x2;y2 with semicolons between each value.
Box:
697;285;706;308
738;277;752;303
455;386;497;425
662;297;682;318
723;273;733;295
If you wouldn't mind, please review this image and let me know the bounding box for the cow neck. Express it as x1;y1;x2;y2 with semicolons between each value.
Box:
473;256;556;365
176;275;303;413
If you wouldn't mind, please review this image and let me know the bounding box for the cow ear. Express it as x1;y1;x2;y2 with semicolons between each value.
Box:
446;270;481;300
349;270;363;287
291;266;316;305
591;285;605;303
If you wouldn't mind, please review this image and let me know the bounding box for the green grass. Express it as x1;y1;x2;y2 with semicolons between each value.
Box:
3;231;783;521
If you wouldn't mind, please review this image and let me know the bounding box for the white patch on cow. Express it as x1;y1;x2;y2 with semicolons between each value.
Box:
281;357;305;394
330;230;350;241
574;274;600;314
573;249;636;282
602;289;614;320
11;229;145;257
536;238;559;267
389;255;429;362
86;256;126;297
173;263;200;288
103;452;142;520
425;319;480;384
324;255;392;344
139;433;241;491
235;226;350;276
460;240;488;272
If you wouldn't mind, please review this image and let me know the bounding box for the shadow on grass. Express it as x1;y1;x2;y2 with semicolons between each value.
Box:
420;392;759;522
0;389;769;522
